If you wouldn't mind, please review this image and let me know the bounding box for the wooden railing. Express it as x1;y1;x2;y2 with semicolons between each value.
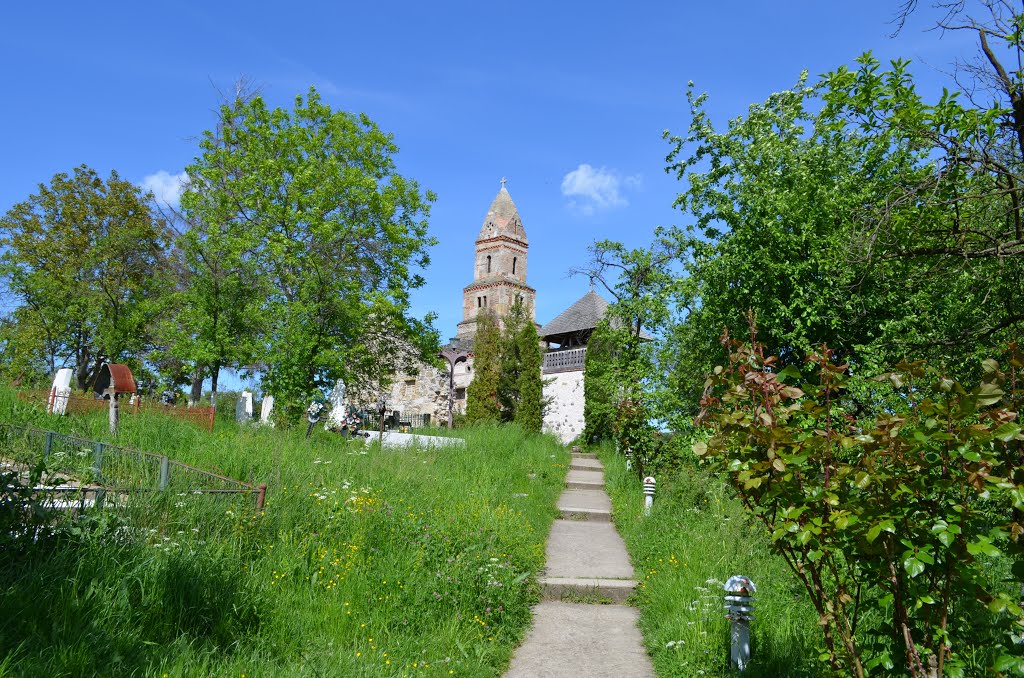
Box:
542;347;587;374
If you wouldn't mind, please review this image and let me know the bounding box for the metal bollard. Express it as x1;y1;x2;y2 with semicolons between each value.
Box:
724;575;756;672
642;476;655;516
625;448;632;471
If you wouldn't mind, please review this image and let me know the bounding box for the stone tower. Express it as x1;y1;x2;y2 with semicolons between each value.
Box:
455;180;536;342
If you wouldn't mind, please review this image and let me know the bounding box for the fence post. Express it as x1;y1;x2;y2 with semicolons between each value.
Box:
158;455;170;491
44;431;54;462
256;483;267;510
92;441;106;507
208;407;215;433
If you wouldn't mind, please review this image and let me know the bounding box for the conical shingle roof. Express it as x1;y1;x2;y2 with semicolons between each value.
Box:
477;185;528;244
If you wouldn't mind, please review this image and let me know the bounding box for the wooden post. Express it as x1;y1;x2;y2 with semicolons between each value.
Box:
256;483;267;510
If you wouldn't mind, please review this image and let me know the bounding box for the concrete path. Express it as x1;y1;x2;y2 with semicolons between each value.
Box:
505;449;654;677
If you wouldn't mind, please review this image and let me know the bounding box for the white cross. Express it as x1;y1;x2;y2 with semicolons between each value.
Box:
500;177;507;189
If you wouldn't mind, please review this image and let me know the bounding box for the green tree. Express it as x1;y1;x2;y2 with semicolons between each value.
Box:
465;310;501;424
184;87;438;422
576;241;675;474
174;86;267;410
663;32;1024;417
511;307;543;433
0;165;172;390
582;319;616;444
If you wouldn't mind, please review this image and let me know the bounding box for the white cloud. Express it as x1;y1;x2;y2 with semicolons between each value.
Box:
141;170;189;207
560;164;640;215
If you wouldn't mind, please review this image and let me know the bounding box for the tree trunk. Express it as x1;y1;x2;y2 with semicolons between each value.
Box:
210;365;220;410
188;365;204;407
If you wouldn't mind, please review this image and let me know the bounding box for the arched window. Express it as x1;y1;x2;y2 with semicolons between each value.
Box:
486;255;491;273
512;257;517;275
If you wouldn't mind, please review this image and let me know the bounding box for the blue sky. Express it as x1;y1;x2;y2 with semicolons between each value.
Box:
1;1;976;346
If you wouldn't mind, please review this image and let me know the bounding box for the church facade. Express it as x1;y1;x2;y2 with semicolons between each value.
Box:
384;182;609;443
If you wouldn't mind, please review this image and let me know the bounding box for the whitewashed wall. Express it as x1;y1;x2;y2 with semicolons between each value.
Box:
542;370;585;444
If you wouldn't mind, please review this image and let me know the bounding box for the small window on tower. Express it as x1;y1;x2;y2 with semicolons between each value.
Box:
477;297;481;308
512;257;517;275
486;256;491;273
483;296;488;307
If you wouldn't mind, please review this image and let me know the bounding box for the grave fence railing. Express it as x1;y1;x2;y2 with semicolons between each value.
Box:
0;423;266;510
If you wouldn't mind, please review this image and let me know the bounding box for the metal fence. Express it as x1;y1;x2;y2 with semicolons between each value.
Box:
350;411;432;432
19;391;216;432
0;424;265;510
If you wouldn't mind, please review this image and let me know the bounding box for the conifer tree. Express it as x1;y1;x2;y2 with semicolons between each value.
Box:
465;310;501;424
512;310;544;433
497;300;528;419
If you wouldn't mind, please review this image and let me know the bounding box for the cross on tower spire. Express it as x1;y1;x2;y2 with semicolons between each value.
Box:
500;176;507;190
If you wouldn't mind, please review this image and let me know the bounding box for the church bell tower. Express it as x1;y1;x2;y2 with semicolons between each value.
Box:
455;179;536;343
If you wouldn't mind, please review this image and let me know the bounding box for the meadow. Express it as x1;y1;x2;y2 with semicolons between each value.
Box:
0;389;568;677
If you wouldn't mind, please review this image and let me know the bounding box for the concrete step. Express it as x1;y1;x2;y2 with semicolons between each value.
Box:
556;488;611;522
566;468;604;490
539;576;637;603
571;452;598;460
559;507;610;522
569;457;603;471
558;487;611;520
504;602;654;677
545;520;634;580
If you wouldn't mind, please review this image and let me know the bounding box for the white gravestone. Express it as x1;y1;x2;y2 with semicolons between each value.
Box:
236;390;254;423
326;379;347;428
48;368;74;415
259;396;274;425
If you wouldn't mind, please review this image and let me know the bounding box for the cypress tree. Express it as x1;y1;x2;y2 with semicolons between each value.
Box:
497;300;528;420
465;310;501;424
513;311;544;433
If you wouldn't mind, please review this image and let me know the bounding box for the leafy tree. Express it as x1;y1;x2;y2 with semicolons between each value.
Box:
173;85;267;410
663;25;1024;416
184;87;438;422
582;319;616;444
465;310;501;424
497;300;528;418
575;241;675;474
0;165;172;390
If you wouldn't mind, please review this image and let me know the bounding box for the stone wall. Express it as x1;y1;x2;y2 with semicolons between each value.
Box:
542;369;585;444
384;357;475;426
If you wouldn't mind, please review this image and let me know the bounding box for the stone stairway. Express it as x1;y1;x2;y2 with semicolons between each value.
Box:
505;450;654;677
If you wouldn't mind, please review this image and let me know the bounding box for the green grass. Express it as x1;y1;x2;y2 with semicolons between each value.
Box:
597;445;824;677
1;389;569;677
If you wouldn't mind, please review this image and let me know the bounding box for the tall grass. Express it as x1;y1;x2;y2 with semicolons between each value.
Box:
597;445;823;677
1;388;569;676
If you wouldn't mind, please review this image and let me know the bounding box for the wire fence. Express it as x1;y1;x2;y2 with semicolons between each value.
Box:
0;424;265;510
19;390;216;432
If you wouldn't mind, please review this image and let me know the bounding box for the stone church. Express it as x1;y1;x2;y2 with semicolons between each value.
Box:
385;181;613;443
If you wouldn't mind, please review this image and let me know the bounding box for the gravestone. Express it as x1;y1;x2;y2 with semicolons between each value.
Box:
259;396;274;425
326;379;347;428
48;368;73;415
236;390;254;423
